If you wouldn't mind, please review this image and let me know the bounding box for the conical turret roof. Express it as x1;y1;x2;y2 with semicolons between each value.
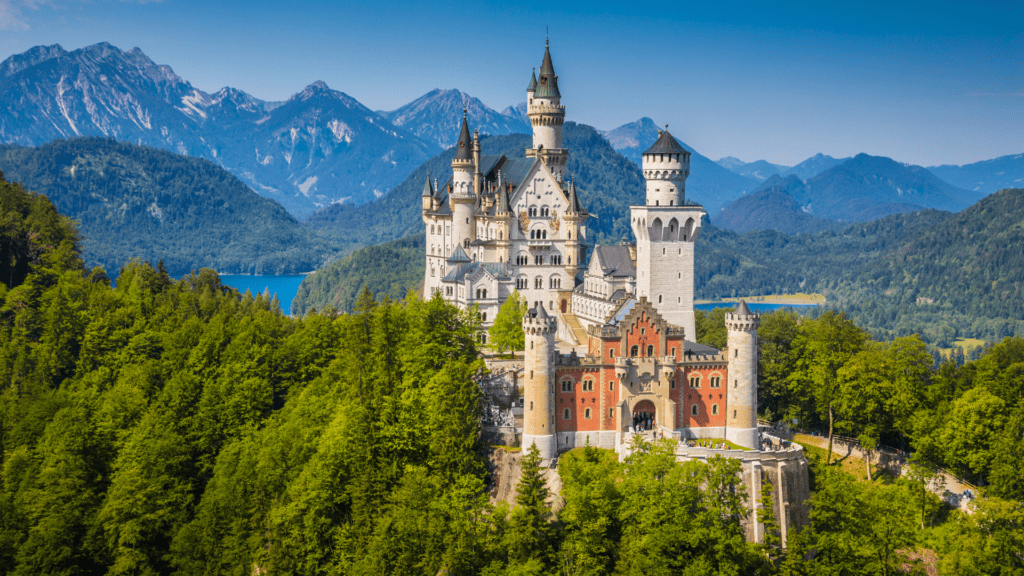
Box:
535;40;560;98
453;109;473;161
496;172;510;213
527;68;537;91
567;179;582;214
421;171;434;197
533;302;550;320
643;128;687;155
735;300;752;316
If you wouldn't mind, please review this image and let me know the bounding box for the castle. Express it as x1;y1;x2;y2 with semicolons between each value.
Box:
425;40;810;543
423;39;763;455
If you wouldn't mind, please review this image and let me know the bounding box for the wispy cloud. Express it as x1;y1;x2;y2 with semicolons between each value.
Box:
0;0;164;31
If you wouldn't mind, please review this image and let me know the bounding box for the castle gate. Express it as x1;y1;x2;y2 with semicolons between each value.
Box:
633;399;656;431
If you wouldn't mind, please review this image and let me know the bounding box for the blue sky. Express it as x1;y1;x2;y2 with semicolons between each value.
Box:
1;0;1020;167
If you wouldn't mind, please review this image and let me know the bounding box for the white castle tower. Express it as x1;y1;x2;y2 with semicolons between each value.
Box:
450;110;476;250
522;304;557;460
630;127;704;340
526;39;567;182
725;301;760;449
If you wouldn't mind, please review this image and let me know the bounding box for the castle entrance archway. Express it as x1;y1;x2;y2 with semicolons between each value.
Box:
632;399;656;431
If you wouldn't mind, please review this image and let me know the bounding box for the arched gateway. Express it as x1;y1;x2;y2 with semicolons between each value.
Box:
632;399;656;431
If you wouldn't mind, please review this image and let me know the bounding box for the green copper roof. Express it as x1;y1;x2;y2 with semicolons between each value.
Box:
447;244;472;264
453;110;473;161
421;172;434;197
535;42;560;98
527;69;537;91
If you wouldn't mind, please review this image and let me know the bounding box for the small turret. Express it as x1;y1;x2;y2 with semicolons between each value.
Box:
451;109;477;251
642;126;691;207
523;303;558;460
725;301;760;449
527;38;567;181
420;171;434;212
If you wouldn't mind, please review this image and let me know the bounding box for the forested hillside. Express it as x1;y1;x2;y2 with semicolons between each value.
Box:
0;138;333;276
292;234;426;315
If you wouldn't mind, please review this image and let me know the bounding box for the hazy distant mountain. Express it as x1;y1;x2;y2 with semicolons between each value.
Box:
382;89;530;149
0;42;439;217
928;153;1024;195
599;117;758;215
716;177;842;234
715;154;984;232
783;153;848;180
716;156;790;181
500;102;529;126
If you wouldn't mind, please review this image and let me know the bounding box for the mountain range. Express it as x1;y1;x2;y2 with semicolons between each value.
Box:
715;154;985;233
716;157;790;181
0;43;438;217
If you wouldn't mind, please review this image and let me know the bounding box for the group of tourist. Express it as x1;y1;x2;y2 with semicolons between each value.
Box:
632;412;655;431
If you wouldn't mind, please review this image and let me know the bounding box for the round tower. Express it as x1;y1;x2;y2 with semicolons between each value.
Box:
642;127;690;207
527;39;567;181
725;301;760;449
451;109;476;251
522;303;557;460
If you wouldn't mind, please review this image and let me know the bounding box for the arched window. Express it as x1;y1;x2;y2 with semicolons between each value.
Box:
535;255;544;265
534;277;543;289
712;404;719;415
482;312;488;321
541;206;550;217
549;276;561;289
691;404;699;415
517;253;529;266
561;379;573;392
690;375;701;388
563;408;571;420
542;230;547;239
516;276;528;289
584;408;591;419
630;345;638;357
529;206;538;217
647;345;654;357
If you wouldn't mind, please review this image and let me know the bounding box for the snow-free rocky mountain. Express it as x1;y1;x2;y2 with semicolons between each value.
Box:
716;157;790;181
0;42;439;217
380;89;530;149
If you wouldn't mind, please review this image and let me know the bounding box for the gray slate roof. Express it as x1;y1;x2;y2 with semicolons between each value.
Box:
594;245;636;278
454;113;473;160
643;129;687;155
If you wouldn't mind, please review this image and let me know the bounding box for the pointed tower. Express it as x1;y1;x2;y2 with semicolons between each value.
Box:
562;178;587;281
523;303;557;460
526;38;568;181
420;170;434;213
630;127;704;340
451;109;477;252
725;301;760;449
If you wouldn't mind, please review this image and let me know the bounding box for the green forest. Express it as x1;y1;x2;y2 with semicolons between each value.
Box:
3;173;1023;575
0;138;332;277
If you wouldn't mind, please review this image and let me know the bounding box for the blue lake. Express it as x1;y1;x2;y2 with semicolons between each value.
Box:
695;302;817;313
218;275;307;315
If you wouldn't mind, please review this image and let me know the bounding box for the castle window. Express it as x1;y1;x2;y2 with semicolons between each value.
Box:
712;404;719;415
734;410;737;418
609;408;614;418
670;379;675;389
647;345;654;357
517;277;528;289
690;376;701;388
630;345;638;357
517;254;529;265
530;402;533;410
534;277;543;289
563;408;571;420
529;207;538;217
583;380;594;392
671;347;676;356
535;255;544;265
735;380;738;388
609;382;614;391
710;376;721;388
549;277;561;289
541;206;550;217
561;380;573;392
658;295;662;303
691;404;699;415
482;312;487;321
584;408;591;419
609;349;614;358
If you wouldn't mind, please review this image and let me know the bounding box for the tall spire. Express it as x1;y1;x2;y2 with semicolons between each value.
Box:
527;68;537;91
567;178;581;214
454;107;472;160
535;38;560;98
